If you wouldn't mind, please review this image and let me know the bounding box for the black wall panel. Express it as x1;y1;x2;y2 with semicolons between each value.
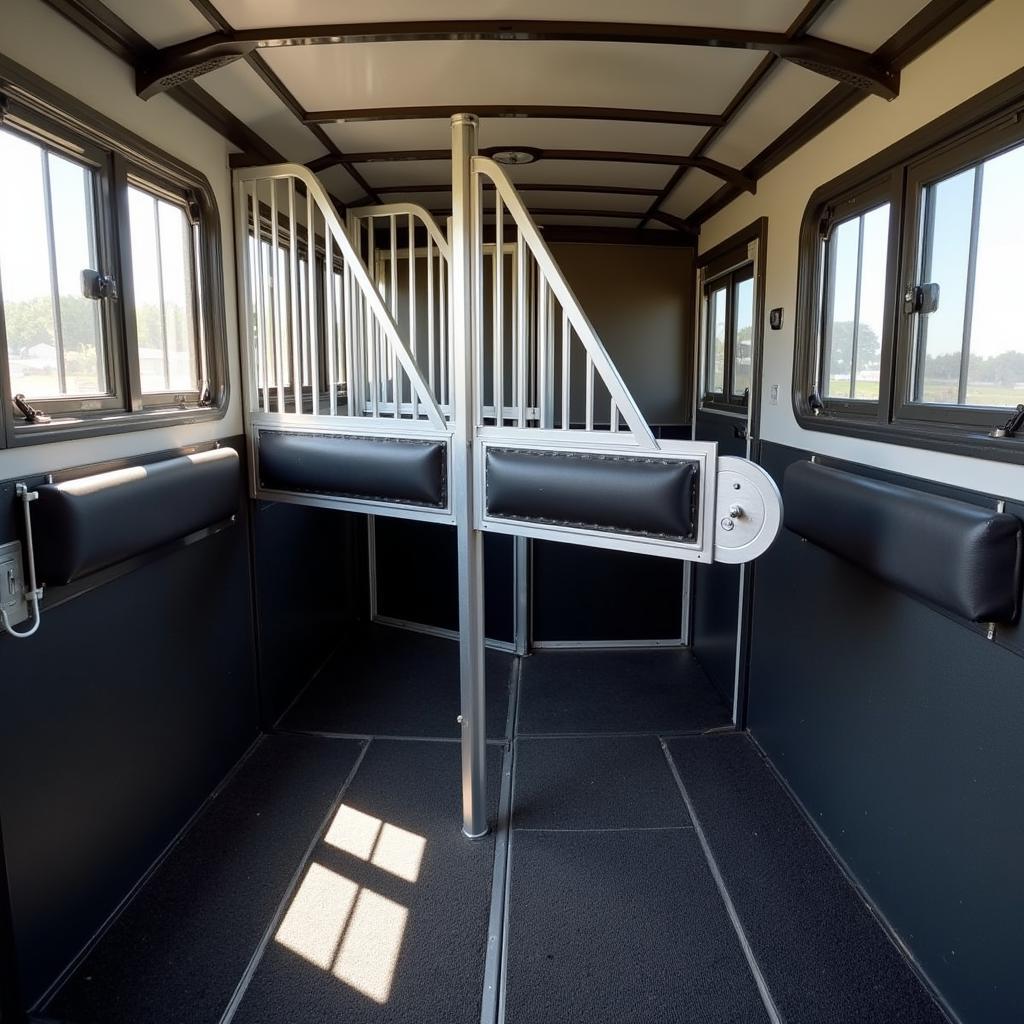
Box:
0;493;257;1005
690;410;748;703
252;502;362;724
749;442;1024;1024
373;518;514;644
532;541;683;643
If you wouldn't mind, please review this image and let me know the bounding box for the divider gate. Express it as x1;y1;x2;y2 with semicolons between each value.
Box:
235;114;782;838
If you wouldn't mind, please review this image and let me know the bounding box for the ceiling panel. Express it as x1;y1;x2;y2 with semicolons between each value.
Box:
379;192;454;212
532;214;645;228
810;0;931;51
323;119;454;153
354;157;673;191
703;62;834;171
356;159;453;187
323;119;708;157
200;62;328;163
263;41;764;115
218;0;808;32
513;191;653;213
660;169;722;219
317;165;374;203
101;0;213;47
502;159;674;190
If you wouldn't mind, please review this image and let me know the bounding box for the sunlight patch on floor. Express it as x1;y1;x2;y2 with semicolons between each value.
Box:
274;806;425;1004
334;888;409;1003
275;862;358;971
326;804;426;882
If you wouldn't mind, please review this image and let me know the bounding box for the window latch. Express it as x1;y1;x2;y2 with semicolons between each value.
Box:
903;282;940;315
808;389;825;415
81;269;118;301
13;394;51;425
990;404;1024;439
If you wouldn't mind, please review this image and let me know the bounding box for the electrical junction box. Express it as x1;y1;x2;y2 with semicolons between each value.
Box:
0;540;28;632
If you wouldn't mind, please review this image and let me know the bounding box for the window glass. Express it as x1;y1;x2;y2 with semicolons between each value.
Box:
732;276;753;399
707;285;726;394
913;140;1024;408
0;128;106;399
128;184;199;394
822;203;889;401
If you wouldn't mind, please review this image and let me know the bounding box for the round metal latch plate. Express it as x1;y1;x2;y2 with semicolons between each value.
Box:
712;456;783;564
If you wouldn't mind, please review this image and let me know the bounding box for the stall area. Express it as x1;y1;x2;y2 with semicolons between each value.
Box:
1;1;1023;1023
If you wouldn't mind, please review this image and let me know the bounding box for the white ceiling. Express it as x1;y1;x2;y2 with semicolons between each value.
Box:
216;0;812;32
105;0;936;231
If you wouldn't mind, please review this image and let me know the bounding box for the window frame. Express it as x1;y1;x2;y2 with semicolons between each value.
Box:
808;173;902;422
0;56;229;448
0;106;126;416
121;167;207;410
893;113;1024;432
794;66;1024;464
701;261;755;416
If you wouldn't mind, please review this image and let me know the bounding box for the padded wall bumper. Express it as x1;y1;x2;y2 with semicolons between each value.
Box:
485;447;699;540
258;430;447;508
33;447;240;586
784;460;1023;623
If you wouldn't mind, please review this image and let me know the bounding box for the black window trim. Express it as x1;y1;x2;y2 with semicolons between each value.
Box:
794;65;1024;465
700;252;754;417
0;53;229;449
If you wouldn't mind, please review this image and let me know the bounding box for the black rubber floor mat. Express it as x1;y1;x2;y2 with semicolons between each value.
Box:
47;734;364;1024
666;734;949;1024
503;828;770;1024
512;735;691;830
282;624;512;740
516;648;729;735
232;740;501;1024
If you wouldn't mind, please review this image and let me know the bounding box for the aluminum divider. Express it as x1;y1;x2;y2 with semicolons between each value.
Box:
451;113;489;838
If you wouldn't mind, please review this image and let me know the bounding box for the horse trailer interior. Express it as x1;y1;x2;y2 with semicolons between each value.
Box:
0;1;1022;1021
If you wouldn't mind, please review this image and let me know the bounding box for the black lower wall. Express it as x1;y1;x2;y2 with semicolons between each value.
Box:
373;517;514;644
253;502;363;723
691;410;747;701
532;541;684;643
749;441;1024;1024
0;439;259;1005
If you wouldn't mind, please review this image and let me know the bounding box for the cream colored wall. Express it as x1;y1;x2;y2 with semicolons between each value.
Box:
699;0;1024;500
0;0;243;480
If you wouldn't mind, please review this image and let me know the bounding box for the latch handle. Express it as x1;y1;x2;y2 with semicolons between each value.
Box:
904;282;940;315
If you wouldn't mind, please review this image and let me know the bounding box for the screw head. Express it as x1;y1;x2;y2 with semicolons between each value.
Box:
720;518;735;531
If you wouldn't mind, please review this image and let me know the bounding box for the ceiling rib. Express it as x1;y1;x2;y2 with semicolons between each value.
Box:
40;0;284;164
684;0;995;229
184;0;381;204
637;0;838;229
309;149;756;194
368;182;664;197
133;21;900;100
304;105;725;128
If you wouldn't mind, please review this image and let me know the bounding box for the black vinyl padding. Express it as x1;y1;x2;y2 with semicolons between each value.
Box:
485;448;698;539
784;460;1023;623
258;430;447;507
33;447;239;586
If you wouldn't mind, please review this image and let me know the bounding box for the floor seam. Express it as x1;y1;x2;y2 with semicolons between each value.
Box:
515;727;735;740
659;738;785;1024
215;738;373;1024
271;727;505;745
480;656;521;1024
512;825;696;833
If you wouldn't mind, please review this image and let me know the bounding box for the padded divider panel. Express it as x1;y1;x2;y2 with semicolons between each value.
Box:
258;430;446;507
485;448;698;540
784;459;1023;623
33;447;239;586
